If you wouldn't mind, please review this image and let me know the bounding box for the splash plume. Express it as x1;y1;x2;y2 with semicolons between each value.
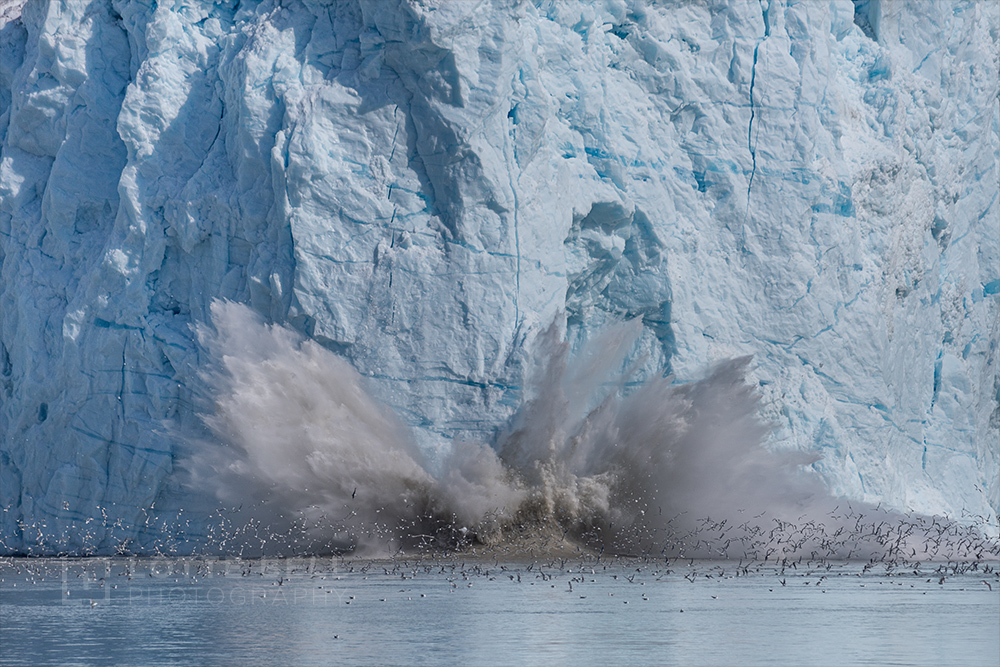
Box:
185;301;997;561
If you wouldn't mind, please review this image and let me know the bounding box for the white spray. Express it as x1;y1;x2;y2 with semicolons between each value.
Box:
186;301;998;560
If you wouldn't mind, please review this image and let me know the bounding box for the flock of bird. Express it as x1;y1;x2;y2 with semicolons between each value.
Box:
2;499;998;567
3;548;998;609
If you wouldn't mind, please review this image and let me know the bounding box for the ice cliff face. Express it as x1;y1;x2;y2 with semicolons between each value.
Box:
1;0;997;554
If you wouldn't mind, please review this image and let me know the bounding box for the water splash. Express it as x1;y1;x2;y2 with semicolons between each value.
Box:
184;301;998;561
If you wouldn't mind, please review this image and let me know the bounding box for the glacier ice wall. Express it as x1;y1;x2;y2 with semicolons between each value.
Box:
0;0;997;554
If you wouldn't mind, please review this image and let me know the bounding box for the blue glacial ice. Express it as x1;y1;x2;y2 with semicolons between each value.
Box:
0;0;997;554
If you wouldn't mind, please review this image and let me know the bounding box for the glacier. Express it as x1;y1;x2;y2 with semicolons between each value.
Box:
0;0;997;554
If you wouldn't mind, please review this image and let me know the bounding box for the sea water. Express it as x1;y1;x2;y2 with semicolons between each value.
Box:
2;557;997;666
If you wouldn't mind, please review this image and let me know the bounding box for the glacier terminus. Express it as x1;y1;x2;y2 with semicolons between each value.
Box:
0;0;997;555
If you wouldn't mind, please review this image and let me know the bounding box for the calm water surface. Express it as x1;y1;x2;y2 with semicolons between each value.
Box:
2;557;997;666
